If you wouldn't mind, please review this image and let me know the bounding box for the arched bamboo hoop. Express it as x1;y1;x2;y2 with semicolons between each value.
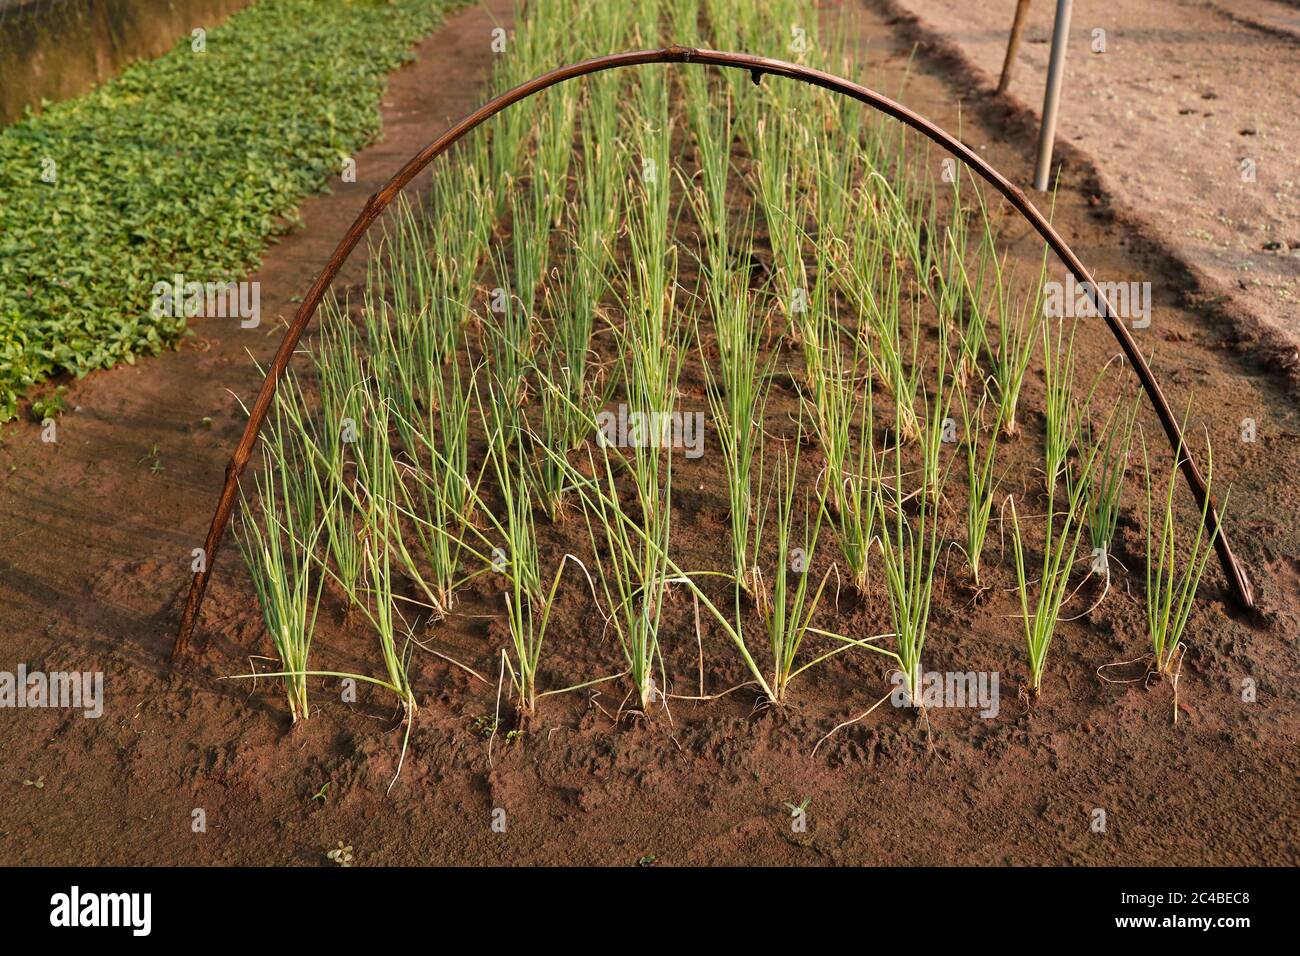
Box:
172;47;1252;659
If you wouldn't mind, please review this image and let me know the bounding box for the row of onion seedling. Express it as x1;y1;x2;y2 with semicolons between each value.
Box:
233;0;1224;751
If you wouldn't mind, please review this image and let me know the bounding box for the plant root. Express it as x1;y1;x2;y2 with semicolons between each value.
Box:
811;688;893;757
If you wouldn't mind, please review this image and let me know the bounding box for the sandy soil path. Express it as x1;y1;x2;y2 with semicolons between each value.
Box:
875;0;1300;375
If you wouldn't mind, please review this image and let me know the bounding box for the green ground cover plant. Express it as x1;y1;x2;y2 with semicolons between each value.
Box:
0;0;463;420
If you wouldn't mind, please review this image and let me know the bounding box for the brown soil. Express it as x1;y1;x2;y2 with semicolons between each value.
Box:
1;0;1296;866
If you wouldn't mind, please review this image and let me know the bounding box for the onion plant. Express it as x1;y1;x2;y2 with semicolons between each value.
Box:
753;116;808;335
1143;430;1224;679
574;107;682;708
398;174;492;364
294;387;422;732
950;196;1001;390
543;392;893;709
234;447;327;723
391;345;477;616
836;221;923;442
702;0;740;49
314;300;366;595
987;247;1048;438
357;494;417;722
353;388;445;617
758;432;894;702
235;394;421;784
810;116;860;247
926;198;976;345
1083;392;1139;564
870;360;953;707
699;250;770;597
548;70;623;449
479;396;577;718
762;437;825;700
484;249;532;413
509;189;549;324
618;75;680;525
799;244;852;495
404;385;598;721
535;87;577;230
510;88;576;315
531;323;576;520
684;77;734;285
666;0;702;43
1009;411;1109;697
803;300;877;594
957;382;1004;588
578;445;677;711
548;433;778;707
232;379;419;742
547;263;606;456
1042;317;1080;493
832;377;880;595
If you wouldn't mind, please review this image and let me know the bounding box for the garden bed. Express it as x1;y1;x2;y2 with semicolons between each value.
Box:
0;0;1295;867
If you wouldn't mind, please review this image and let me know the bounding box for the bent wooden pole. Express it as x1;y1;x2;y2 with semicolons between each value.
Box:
997;0;1033;95
172;46;1252;659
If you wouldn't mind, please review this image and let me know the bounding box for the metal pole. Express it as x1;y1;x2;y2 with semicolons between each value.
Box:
1033;0;1073;190
997;0;1033;95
